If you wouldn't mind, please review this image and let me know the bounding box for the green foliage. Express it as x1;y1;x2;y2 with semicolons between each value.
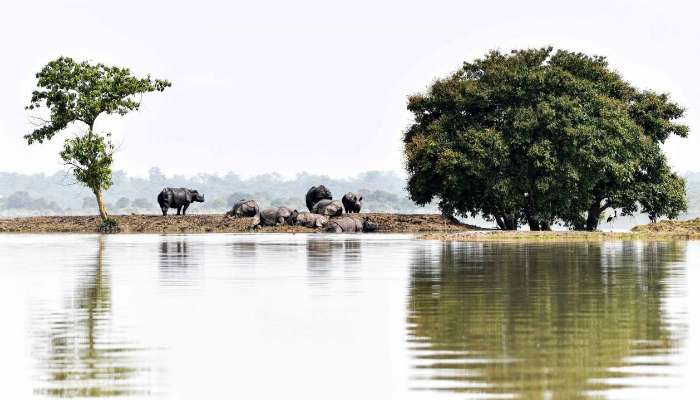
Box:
98;217;120;233
404;47;688;230
25;57;171;144
60;132;115;192
25;56;170;220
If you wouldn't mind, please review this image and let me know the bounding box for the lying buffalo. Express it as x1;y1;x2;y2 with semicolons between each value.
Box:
157;187;205;216
305;185;333;211
287;211;329;228
342;192;362;213
253;207;295;227
326;216;378;233
312;199;343;217
226;199;259;218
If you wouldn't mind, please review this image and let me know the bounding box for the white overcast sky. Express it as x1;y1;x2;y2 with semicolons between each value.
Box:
0;0;698;178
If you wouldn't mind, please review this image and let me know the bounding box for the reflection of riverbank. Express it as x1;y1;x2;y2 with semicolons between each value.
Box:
406;241;688;398
32;237;150;398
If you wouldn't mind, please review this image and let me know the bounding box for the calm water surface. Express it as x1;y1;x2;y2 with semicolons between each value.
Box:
0;234;698;399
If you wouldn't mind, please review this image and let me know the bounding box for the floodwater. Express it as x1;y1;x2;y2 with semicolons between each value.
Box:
0;234;697;399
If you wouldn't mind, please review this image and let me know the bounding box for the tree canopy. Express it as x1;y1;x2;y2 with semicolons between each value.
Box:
403;47;688;230
25;57;171;220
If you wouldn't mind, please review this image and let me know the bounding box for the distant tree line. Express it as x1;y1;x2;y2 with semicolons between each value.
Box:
0;169;435;215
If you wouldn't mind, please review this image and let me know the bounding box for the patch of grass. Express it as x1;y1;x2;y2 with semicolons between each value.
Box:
98;217;120;233
420;229;699;242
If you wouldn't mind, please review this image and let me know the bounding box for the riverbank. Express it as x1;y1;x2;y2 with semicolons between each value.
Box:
0;213;478;234
4;214;700;238
422;218;700;241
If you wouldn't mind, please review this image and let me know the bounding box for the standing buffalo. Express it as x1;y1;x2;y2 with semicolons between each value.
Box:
341;192;363;213
326;216;378;233
287;211;329;228
157;187;205;216
312;199;343;217
226;199;259;217
305;185;333;211
253;207;295;227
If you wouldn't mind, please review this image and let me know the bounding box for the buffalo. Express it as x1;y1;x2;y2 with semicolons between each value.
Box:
305;185;333;211
312;199;343;217
287;211;329;228
253;207;295;227
341;192;362;213
157;187;205;216
326;216;378;233
226;199;259;218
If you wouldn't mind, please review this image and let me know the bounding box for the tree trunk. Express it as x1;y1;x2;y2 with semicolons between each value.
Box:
503;213;517;230
585;200;602;231
494;215;506;230
94;188;108;221
527;218;540;231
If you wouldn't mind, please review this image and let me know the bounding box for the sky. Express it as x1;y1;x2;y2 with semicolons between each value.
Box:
0;0;699;179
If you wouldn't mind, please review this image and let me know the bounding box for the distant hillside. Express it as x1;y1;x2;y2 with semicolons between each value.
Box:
0;168;438;216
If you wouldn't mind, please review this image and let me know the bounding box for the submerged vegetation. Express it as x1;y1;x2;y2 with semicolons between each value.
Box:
404;47;688;231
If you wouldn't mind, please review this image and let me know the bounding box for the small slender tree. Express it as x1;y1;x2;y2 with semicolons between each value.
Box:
25;57;170;220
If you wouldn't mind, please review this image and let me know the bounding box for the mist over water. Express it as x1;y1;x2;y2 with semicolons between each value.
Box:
0;235;696;399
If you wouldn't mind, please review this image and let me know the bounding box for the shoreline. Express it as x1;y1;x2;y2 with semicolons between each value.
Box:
0;213;477;234
420;230;696;241
2;214;699;240
421;218;700;241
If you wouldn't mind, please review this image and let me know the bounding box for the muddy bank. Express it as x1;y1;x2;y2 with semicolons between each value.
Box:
423;220;700;241
0;213;478;234
629;218;700;238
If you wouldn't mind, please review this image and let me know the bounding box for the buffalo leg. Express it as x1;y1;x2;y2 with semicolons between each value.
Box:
161;207;168;216
177;206;182;215
182;204;189;215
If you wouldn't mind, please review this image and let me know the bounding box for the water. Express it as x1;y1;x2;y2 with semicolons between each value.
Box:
0;234;697;399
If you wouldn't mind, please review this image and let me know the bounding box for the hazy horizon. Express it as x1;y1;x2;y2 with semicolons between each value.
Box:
2;0;700;178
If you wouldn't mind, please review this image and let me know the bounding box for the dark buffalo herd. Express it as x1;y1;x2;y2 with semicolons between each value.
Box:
158;185;376;232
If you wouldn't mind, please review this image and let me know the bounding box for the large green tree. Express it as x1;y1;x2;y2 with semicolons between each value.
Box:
26;57;170;220
404;47;688;230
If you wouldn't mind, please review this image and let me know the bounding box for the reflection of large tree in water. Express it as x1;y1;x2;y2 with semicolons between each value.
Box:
34;237;146;397
407;242;687;399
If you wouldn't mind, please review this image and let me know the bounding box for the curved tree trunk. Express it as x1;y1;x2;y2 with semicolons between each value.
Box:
94;188;108;221
494;215;506;230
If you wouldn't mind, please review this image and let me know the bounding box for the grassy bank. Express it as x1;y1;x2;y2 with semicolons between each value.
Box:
0;213;476;234
423;219;700;241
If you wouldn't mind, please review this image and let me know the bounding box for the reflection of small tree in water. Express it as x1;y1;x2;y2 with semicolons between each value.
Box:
406;242;687;399
35;237;145;397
